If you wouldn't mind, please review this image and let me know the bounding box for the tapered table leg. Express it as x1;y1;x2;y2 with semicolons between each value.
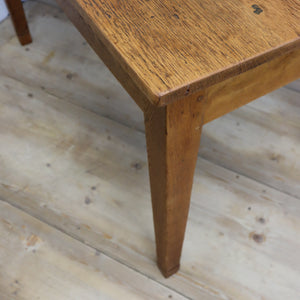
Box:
144;93;206;277
5;0;32;45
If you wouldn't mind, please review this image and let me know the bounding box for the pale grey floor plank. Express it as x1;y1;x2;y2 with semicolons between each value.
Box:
0;201;187;300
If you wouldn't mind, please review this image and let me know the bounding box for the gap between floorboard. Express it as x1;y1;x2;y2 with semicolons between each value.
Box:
0;198;192;300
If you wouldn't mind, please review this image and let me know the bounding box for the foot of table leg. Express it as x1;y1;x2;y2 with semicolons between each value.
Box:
144;94;205;277
5;0;32;46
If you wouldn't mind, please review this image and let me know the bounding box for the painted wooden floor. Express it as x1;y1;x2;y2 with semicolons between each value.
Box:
0;1;299;299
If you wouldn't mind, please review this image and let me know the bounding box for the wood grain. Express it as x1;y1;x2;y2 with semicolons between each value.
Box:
56;0;300;105
201;87;300;199
0;0;300;284
5;0;32;45
1;73;300;298
0;0;298;201
203;48;300;123
144;92;206;277
0;75;224;299
0;201;187;300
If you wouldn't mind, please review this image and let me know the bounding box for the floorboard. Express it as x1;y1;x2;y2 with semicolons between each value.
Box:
0;201;186;300
0;1;300;299
0;74;300;299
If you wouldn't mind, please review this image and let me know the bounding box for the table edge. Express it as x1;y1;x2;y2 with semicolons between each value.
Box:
56;0;300;107
157;38;300;106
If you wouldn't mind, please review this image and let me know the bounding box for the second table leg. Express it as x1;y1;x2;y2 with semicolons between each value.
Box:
5;0;32;45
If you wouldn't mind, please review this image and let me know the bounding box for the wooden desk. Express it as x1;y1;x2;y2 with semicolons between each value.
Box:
6;0;300;277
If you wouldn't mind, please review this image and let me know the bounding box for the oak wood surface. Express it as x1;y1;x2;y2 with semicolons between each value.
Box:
144;93;206;277
5;0;32;45
56;0;300;105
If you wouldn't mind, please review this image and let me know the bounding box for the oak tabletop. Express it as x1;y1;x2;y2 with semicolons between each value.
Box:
68;0;300;104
